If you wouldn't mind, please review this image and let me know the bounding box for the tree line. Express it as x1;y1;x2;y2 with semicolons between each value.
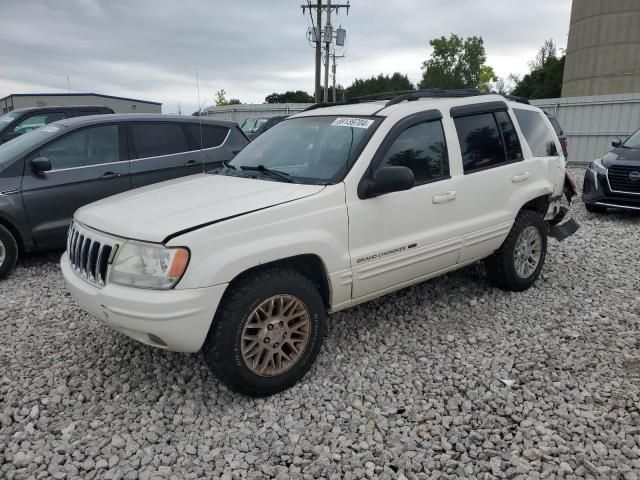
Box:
209;35;564;107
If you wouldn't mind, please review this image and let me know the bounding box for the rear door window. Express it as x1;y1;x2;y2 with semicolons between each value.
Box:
129;123;189;159
186;124;229;149
514;109;559;157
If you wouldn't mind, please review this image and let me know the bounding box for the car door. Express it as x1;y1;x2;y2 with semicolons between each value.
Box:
128;122;202;188
347;111;468;300
449;106;530;263
21;123;130;249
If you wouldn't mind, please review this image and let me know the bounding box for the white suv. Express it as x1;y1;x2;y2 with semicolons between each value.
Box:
61;91;578;396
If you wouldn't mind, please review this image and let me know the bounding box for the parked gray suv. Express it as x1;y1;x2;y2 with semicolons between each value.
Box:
0;114;249;278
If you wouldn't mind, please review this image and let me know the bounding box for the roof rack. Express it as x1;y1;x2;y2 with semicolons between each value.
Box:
302;89;530;112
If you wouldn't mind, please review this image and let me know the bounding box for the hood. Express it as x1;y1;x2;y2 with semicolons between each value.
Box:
76;174;325;243
602;147;640;168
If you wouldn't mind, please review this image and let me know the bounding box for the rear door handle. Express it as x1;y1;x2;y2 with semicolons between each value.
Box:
100;172;120;180
432;191;457;204
511;172;530;183
184;160;199;167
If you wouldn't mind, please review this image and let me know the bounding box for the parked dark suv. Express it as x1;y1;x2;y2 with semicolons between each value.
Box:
0;114;248;278
0;105;114;145
583;128;640;213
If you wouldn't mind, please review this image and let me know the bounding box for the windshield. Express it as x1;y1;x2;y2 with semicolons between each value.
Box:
0;124;64;170
623;128;640;149
241;117;268;135
225;115;378;183
0;112;18;131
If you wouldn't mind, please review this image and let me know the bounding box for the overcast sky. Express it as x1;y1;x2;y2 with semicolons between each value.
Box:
0;0;571;114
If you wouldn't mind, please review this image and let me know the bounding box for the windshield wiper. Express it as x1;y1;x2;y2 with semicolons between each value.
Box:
223;160;237;170
240;165;293;183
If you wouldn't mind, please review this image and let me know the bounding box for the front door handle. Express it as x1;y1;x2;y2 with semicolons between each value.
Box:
184;160;199;167
432;191;457;204
511;172;530;183
100;172;120;180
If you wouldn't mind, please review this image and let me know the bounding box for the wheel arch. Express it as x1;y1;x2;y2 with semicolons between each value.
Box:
224;254;332;309
0;215;25;253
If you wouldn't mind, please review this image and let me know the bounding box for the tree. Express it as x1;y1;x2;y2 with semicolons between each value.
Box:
213;89;241;106
265;90;314;103
419;34;492;90
345;73;414;99
511;39;565;99
479;66;497;93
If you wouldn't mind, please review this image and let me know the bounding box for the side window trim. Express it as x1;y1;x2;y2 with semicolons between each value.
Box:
184;123;231;151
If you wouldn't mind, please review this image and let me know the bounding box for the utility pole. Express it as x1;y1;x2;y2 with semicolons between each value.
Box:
323;0;331;103
315;1;322;102
331;53;345;102
301;1;349;103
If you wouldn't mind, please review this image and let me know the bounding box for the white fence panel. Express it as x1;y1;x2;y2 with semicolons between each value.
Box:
199;103;313;123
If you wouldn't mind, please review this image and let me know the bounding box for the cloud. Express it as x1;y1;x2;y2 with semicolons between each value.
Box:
0;0;571;113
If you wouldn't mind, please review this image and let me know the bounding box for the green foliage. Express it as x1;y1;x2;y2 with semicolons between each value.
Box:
265;90;315;103
227;99;242;105
511;40;565;99
345;73;414;99
479;66;498;93
214;89;241;106
419;34;490;90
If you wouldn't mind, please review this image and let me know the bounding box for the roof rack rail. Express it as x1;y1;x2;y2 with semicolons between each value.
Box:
502;94;530;105
302;89;531;112
384;88;484;107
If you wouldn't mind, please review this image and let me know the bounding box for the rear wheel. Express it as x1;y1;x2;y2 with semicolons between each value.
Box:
202;267;326;397
585;203;607;214
0;225;18;280
485;210;547;292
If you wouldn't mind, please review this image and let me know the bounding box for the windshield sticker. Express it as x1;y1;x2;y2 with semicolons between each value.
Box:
41;126;60;133
331;117;374;129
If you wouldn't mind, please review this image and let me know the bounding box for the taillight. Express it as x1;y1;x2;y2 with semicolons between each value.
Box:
563;137;568;154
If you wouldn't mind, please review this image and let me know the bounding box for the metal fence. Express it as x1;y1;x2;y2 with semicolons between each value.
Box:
531;93;640;165
199;103;312;123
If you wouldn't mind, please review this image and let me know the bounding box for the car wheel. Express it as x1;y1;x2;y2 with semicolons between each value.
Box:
0;225;18;280
202;267;327;397
485;210;547;292
585;203;607;214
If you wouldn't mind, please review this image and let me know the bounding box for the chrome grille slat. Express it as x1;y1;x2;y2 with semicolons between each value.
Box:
66;223;117;288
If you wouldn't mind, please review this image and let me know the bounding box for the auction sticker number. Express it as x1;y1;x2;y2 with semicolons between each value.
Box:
331;117;374;129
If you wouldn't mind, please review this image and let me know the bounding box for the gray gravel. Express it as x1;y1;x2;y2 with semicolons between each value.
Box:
1;167;639;480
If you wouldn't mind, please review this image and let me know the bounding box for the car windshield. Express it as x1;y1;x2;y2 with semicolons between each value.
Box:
241;117;268;135
623;129;640;149
224;115;378;183
0;124;65;170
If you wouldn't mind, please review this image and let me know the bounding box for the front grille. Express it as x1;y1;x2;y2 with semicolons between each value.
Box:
607;165;640;194
67;223;117;286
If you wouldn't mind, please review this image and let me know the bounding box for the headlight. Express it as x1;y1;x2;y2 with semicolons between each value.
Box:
588;158;607;175
109;241;190;289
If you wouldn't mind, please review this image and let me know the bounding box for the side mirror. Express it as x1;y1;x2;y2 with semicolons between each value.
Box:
612;138;623;148
31;157;52;173
361;166;415;198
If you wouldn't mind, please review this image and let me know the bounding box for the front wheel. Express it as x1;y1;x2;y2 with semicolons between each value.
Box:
485;210;547;292
0;225;19;280
202;267;327;397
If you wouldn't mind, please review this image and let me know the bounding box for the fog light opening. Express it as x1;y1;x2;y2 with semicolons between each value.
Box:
147;334;168;347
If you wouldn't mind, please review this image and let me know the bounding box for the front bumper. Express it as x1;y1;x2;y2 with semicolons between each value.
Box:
61;252;227;352
583;169;640;211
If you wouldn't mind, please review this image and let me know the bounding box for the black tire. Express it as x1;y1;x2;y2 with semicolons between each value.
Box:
0;224;18;280
585;203;607;214
202;267;327;397
485;210;547;292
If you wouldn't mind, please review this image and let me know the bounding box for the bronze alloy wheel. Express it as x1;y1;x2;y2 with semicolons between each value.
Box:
240;294;311;376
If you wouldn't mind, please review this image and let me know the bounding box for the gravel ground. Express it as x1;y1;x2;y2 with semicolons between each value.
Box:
1;167;639;480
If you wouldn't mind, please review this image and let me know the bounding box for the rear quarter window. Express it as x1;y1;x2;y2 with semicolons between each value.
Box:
186;124;229;149
514;109;558;157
